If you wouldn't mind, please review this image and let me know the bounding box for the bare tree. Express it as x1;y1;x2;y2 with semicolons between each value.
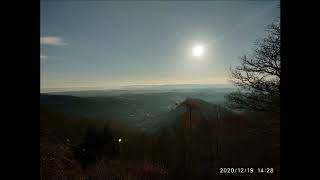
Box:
177;98;200;174
227;22;280;112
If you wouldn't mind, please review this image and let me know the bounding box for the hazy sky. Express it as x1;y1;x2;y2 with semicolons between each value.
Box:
41;0;279;91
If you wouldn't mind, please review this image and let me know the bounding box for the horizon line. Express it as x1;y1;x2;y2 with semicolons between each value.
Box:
41;83;234;93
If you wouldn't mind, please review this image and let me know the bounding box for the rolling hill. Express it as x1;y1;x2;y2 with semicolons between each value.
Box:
40;91;232;132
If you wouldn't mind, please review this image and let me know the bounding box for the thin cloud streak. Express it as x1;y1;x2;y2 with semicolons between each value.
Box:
40;55;47;59
40;36;68;46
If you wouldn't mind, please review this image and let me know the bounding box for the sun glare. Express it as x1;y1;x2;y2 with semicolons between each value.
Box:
192;45;204;57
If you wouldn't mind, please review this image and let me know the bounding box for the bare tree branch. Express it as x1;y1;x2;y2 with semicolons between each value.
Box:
227;21;280;112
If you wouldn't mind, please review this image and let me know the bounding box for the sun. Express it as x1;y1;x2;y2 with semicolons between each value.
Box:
192;45;204;57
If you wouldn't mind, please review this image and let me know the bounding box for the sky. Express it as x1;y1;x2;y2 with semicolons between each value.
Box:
40;0;280;92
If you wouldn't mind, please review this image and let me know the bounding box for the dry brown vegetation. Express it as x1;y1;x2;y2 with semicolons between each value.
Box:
40;129;169;180
40;101;279;180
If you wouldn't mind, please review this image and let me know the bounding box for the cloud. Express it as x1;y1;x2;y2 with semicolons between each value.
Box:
40;36;68;46
40;55;47;59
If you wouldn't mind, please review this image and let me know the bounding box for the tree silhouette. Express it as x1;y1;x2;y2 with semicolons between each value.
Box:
72;125;119;170
227;21;280;112
177;98;200;178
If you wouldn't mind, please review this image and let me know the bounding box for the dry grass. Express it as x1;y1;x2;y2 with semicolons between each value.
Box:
40;129;168;180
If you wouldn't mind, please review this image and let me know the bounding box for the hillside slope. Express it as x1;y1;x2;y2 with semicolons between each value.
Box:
40;94;231;132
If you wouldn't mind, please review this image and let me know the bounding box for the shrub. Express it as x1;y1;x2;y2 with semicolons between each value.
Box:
73;125;120;169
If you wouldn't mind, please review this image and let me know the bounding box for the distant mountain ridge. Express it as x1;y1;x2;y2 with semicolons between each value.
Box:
44;86;236;98
41;84;235;94
40;92;232;133
122;84;235;90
